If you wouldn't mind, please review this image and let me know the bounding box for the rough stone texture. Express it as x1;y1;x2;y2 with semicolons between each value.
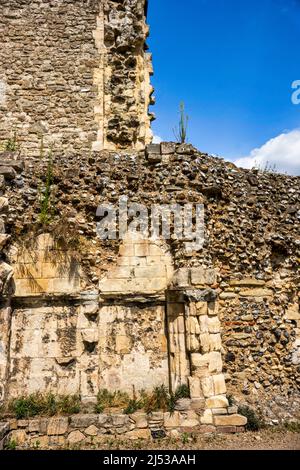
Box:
0;0;153;156
6;300;168;398
1;411;241;449
0;142;299;425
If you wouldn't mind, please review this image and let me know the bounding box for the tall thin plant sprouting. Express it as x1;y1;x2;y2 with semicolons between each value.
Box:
173;101;189;143
39;148;53;225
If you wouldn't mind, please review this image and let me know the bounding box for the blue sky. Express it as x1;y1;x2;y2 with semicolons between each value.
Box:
147;0;300;175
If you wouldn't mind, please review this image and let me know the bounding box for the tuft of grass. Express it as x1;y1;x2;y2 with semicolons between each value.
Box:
173;101;189;144
123;399;143;415
238;405;264;431
144;385;170;413
283;421;300;433
4;130;17;151
95;389;130;413
5;438;17;450
95;385;192;415
8;393;81;419
174;384;190;399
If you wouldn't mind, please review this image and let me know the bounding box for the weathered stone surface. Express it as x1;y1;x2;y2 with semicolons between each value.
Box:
200;409;213;425
126;428;151;440
200;376;215;398
71;415;99;428
214;414;247;426
174;398;191;411
164;411;180;428
67;430;86;444
84;425;99;436
47;417;69;436
213;374;227;395
0;0;299;435
131;412;148;429
190;398;205;410
161;142;176;155
206;395;229;409
188;376;203;398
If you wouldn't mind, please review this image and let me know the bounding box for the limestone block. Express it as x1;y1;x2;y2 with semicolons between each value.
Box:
213;374;227;395
115;335;132;354
161;142;176;154
214;414;247;426
191;267;206;285
206;395;229;409
187;316;200;334
131;412;148;429
14;262;42;280
207;301;219;316
207;317;221;334
229;278;266;287
47;417;69;436
126;428;151;440
108;266;133;279
28;419;40;433
67;430;85;444
119;244;134;256
188;376;202;398
149;244;163;256
172;268;190;287
200;376;215;398
239;288;273;297
189;335;200;352
177;316;185;334
84;425;98;436
135;264;167;279
190;398;205;410
195;301;208;316
219;292;238;300
209;352;223;373
199;315;209;332
179;417;199;428
200;409;213;425
81;329;98;344
112;415;129;427
211;408;228;415
97;415;109;427
191;353;210;369
134;243;149;257
164;411;180;428
191;268;216;286
200;333;210;353
209;333;222;351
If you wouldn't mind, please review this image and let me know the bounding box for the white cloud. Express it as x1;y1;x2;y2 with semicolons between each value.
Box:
152;134;163;144
233;129;300;176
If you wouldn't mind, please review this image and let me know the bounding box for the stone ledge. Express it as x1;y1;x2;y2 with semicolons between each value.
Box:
0;411;247;448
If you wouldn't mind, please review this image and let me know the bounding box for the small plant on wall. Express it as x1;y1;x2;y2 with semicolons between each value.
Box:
39;147;54;225
173;101;189;143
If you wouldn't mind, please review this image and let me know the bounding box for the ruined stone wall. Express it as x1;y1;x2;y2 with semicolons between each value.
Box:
0;151;24;403
0;0;153;156
1;143;299;424
94;0;153;151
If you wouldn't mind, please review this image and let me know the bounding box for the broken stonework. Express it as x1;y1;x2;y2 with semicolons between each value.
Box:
0;0;299;438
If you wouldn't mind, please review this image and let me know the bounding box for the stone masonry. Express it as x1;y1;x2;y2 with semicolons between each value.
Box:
0;0;299;445
0;0;153;156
